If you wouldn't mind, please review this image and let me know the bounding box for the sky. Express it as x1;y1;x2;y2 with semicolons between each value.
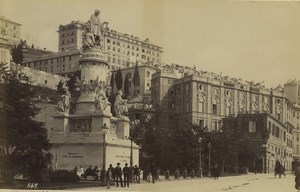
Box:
1;0;300;88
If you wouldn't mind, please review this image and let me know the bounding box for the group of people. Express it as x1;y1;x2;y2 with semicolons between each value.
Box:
72;165;100;180
107;163;141;187
72;163;221;187
274;160;286;178
72;163;141;188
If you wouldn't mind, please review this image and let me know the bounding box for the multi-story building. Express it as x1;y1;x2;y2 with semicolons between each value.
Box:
22;49;81;76
104;30;162;71
22;20;163;76
223;113;294;173
21;40;54;63
152;68;300;159
284;79;300;106
111;63;157;99
58;21;87;52
58;21;163;70
0;16;21;44
0;16;21;69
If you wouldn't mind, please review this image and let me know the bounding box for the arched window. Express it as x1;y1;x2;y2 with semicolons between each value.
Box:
239;101;245;113
198;95;205;113
226;99;231;116
212;98;218;115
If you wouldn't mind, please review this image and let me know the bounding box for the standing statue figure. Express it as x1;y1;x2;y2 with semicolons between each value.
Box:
90;9;103;48
114;91;128;117
95;82;108;112
57;85;71;113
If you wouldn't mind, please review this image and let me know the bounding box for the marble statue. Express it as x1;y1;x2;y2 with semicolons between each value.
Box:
81;9;110;51
114;91;128;117
82;26;95;50
89;9;103;48
57;83;71;113
95;81;108;112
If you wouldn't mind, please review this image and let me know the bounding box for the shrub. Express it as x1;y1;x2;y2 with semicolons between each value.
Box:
49;170;80;183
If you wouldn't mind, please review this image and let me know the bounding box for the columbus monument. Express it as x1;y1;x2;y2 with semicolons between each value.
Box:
49;10;139;170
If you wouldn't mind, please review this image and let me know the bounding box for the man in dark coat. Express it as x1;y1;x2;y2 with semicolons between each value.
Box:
108;164;115;181
133;165;141;183
115;163;123;187
274;160;282;178
123;163;130;187
295;159;300;190
150;163;156;183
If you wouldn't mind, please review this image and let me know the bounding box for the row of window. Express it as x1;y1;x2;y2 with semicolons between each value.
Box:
269;145;289;157
61;38;74;45
0;21;18;30
28;63;72;73
268;121;282;138
106;33;160;51
106;39;160;56
61;31;74;37
0;28;19;38
25;56;72;66
106;33;142;45
106;46;160;61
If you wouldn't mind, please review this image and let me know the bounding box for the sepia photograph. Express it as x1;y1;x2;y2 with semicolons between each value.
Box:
0;0;300;191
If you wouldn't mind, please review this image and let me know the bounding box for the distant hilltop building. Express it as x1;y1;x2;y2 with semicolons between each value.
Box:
0;16;21;44
0;16;68;90
20;39;54;63
0;16;21;69
284;79;300;106
22;20;163;75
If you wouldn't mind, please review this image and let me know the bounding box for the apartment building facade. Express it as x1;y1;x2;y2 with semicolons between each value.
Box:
0;16;21;69
152;69;300;159
223;113;294;173
22;20;163;76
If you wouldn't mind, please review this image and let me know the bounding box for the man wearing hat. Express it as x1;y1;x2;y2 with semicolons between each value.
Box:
123;163;130;187
115;163;123;187
90;9;102;46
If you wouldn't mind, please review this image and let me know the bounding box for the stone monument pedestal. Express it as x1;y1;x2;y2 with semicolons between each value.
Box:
50;47;139;170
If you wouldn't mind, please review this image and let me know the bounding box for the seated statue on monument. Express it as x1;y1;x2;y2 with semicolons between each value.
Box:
95;81;108;112
81;9;111;52
82;25;96;51
114;91;128;117
57;83;71;113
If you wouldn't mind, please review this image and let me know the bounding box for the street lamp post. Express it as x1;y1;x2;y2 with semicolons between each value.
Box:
198;137;203;178
208;142;212;177
102;123;108;184
130;128;134;182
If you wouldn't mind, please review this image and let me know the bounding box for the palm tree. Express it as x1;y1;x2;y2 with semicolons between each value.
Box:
0;145;21;184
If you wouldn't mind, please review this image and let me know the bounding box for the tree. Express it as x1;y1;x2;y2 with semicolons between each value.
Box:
57;80;65;96
66;70;81;99
206;119;251;173
110;73;115;93
124;74;130;98
115;68;123;91
132;63;140;97
11;42;23;64
0;63;51;182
